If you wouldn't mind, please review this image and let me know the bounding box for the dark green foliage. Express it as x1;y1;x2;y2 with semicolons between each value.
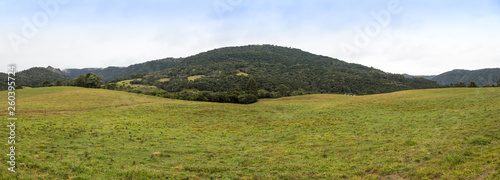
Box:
432;68;500;87
0;67;71;89
258;89;273;98
142;45;441;97
55;80;63;86
278;84;290;97
454;82;467;87
468;81;478;88
105;83;117;90
65;58;181;81
497;78;500;87
71;73;103;88
0;73;6;90
42;80;52;87
85;73;103;88
238;94;258;104
73;75;86;87
146;90;258;104
246;77;258;96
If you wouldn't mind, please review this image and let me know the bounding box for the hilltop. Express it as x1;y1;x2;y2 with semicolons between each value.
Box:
134;45;441;95
0;67;71;89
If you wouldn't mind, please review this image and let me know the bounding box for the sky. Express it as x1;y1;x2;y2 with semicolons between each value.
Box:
1;0;499;75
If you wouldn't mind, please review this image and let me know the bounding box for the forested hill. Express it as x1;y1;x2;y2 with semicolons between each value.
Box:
431;68;500;87
0;67;71;89
136;45;441;95
64;57;181;81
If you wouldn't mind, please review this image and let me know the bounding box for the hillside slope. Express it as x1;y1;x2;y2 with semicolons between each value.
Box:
1;87;498;179
140;45;441;95
432;68;500;86
64;57;181;81
0;67;71;89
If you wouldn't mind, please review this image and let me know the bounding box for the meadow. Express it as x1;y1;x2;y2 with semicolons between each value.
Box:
0;87;499;179
116;79;159;93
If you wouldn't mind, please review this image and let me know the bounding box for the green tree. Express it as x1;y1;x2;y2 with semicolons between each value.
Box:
73;75;86;87
258;89;272;98
42;80;52;87
497;78;500;87
278;84;290;97
454;82;467;87
468;81;478;88
85;73;103;88
246;77;258;96
55;80;62;86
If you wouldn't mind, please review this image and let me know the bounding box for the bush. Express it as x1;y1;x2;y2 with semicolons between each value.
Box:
238;94;258;104
258;89;273;98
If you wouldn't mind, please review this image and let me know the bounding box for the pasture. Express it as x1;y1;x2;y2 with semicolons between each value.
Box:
0;87;498;179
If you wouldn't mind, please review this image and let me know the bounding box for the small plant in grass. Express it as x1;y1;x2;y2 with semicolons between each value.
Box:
469;136;490;145
404;139;418;146
445;154;463;165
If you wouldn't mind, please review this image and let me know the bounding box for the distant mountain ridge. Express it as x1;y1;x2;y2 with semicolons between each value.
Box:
64;58;181;81
0;67;71;89
406;68;500;87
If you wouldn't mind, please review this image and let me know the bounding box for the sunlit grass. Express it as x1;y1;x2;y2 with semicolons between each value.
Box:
116;79;158;92
188;75;205;81
158;78;170;82
236;72;249;76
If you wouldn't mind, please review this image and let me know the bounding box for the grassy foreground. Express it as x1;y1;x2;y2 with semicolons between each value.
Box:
1;87;499;179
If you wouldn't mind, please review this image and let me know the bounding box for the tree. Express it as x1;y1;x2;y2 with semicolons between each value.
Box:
55;80;62;86
105;83;117;90
258;89;272;98
246;77;258;96
73;75;86;87
454;82;467;87
468;81;478;88
278;84;290;97
42;80;52;87
497;78;500;87
85;73;102;88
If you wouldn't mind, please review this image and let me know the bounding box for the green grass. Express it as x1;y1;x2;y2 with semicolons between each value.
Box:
236;72;249;76
157;78;170;82
0;87;499;179
116;79;158;92
188;75;205;81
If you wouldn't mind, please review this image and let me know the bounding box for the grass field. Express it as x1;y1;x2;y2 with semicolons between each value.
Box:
158;78;171;82
1;87;499;179
188;75;205;81
116;79;159;92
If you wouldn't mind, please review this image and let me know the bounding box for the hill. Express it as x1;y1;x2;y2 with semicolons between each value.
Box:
1;87;498;179
136;45;441;95
431;68;500;86
0;67;71;89
402;74;436;80
64;57;181;81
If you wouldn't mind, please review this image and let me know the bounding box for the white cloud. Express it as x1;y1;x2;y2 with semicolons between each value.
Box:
1;0;499;75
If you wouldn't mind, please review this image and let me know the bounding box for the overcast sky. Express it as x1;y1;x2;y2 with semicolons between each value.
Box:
1;0;499;75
